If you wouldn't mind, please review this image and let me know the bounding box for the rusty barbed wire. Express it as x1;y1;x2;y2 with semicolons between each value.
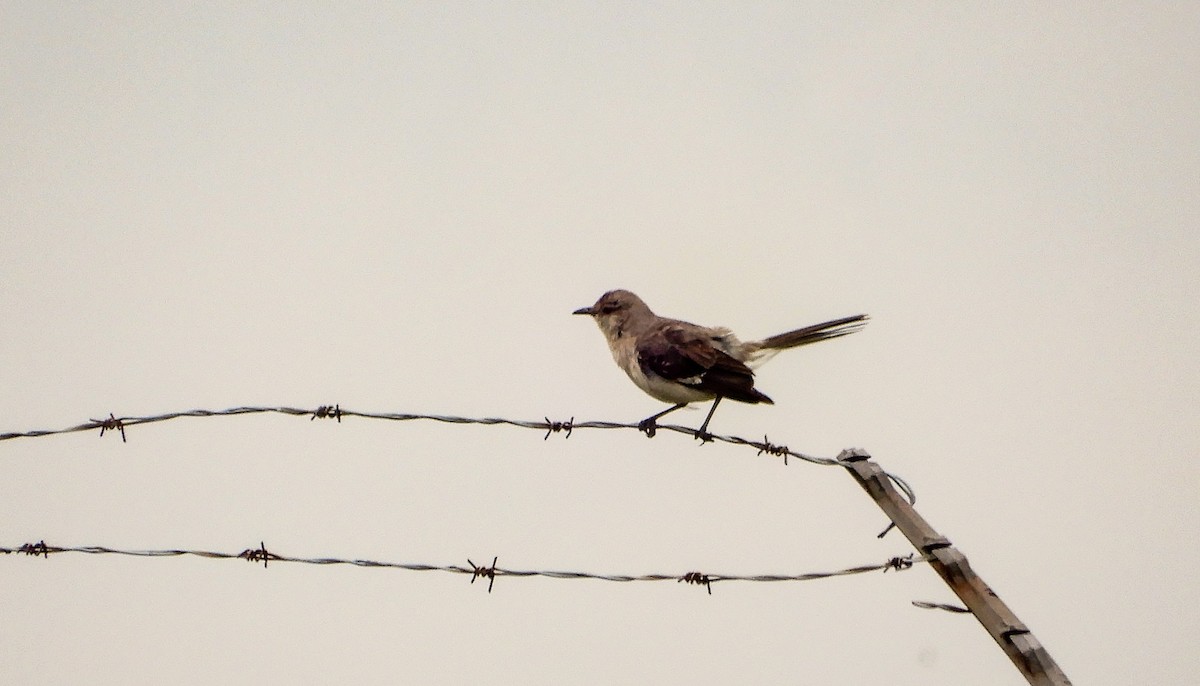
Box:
0;405;917;505
3;540;922;594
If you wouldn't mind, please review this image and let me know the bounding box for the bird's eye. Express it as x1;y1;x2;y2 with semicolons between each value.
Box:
601;302;621;314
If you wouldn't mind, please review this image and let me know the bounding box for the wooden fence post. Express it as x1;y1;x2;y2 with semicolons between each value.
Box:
839;448;1072;686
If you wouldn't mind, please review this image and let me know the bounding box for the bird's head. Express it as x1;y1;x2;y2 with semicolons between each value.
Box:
573;289;653;340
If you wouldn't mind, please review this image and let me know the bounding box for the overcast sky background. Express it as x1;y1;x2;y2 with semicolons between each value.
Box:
2;3;1197;684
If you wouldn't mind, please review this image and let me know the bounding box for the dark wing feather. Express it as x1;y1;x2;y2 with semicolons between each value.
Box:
638;326;773;404
636;328;709;381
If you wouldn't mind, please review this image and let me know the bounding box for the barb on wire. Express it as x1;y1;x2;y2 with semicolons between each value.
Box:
2;541;921;593
310;405;342;422
469;556;499;593
543;416;573;440
679;571;713;595
93;413;126;442
755;435;790;464
16;540;51;558
238;541;277;568
912;600;971;614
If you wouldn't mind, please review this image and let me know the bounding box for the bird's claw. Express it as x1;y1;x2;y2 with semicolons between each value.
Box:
638;418;658;438
694;429;714;444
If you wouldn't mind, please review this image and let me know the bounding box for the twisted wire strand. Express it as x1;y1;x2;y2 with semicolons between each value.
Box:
0;405;915;504
2;541;919;593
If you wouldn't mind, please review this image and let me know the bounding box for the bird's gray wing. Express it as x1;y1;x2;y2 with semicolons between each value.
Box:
638;325;772;404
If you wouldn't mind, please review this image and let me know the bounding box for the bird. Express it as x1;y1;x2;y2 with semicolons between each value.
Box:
573;289;867;439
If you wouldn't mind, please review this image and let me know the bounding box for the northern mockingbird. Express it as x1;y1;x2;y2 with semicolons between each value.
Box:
573;289;867;439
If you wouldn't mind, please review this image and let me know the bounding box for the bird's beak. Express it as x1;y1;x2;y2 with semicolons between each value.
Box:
572;306;595;316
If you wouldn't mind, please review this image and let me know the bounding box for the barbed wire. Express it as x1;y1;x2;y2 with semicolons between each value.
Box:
912;599;971;614
3;405;815;454
2;540;918;595
0;405;914;503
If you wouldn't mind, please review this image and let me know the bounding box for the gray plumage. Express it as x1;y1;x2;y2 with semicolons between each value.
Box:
573;289;867;437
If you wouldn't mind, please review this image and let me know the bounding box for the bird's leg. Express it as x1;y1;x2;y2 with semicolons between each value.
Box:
638;403;687;438
694;396;723;443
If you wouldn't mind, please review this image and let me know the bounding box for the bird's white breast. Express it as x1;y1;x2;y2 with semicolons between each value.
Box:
609;334;714;404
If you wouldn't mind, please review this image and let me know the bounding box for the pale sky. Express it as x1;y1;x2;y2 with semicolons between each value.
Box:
2;3;1197;684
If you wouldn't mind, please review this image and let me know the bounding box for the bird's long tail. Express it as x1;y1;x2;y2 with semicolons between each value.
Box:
755;314;869;351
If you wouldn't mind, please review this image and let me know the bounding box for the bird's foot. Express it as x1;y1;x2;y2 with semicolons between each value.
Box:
693;428;714;444
637;417;658;438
